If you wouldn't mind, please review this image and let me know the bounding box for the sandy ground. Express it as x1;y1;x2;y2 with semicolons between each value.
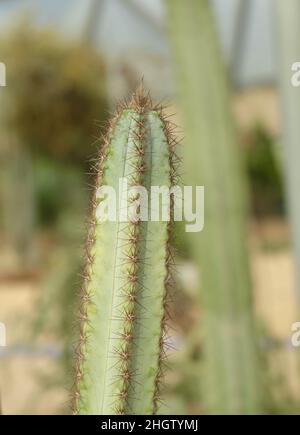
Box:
252;250;300;400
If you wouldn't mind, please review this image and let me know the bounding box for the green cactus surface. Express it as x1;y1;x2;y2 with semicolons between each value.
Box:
167;0;262;414
73;89;178;415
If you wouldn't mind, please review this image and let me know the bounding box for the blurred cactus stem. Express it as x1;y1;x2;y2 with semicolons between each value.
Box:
73;89;178;415
167;0;263;414
0;135;36;270
276;0;300;302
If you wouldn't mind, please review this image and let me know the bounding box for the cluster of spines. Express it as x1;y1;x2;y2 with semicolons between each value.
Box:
72;87;181;415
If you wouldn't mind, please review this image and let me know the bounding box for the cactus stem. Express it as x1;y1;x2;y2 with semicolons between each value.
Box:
73;86;180;415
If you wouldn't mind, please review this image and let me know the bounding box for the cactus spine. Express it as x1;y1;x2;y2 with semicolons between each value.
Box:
167;0;262;414
73;90;177;415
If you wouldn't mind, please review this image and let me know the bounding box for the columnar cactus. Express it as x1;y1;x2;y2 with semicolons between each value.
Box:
167;0;263;414
277;0;300;302
73;89;178;415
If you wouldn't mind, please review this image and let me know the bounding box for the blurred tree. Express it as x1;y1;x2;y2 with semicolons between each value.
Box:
0;20;108;268
0;19;108;163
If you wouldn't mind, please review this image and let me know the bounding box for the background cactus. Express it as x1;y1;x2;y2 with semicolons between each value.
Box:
276;0;300;302
166;0;263;414
73;89;178;415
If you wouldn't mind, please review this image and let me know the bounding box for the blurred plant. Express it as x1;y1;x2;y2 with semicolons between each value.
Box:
167;0;263;414
74;89;178;415
0;137;36;268
0;19;108;163
33;157;87;228
32;160;88;398
33;245;82;397
0;19;108;268
244;125;284;217
277;0;300;302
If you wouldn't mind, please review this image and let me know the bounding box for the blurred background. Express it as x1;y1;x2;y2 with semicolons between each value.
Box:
0;0;300;415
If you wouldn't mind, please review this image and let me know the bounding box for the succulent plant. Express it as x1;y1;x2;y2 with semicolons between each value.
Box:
167;0;263;414
73;88;179;415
